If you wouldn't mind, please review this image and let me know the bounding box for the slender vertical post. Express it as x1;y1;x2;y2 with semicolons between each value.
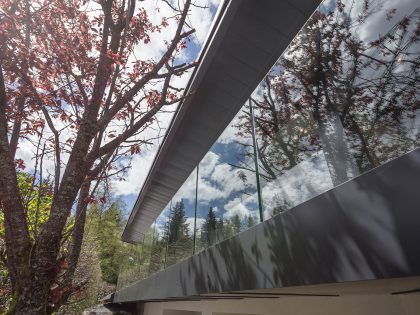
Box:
249;99;264;222
163;200;172;269
148;219;157;274
139;233;147;280
192;166;199;254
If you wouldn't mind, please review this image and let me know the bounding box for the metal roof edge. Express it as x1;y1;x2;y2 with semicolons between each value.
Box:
122;0;234;242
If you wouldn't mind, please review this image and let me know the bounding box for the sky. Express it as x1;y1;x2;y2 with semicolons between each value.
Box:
13;0;420;240
109;0;223;212
13;0;222;219
146;0;420;237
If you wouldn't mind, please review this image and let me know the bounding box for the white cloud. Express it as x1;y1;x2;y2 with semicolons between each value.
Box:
111;149;157;196
348;0;418;43
217;111;251;145
110;0;221;200
261;150;334;217
223;196;256;219
185;217;205;234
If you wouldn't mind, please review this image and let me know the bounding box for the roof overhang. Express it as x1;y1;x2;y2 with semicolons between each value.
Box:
122;0;322;243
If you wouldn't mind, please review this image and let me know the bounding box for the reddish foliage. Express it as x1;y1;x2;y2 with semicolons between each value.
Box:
0;0;197;311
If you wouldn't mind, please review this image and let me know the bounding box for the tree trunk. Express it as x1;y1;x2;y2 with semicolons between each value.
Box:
12;274;52;315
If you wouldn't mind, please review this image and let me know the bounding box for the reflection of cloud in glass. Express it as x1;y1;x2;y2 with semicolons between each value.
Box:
223;196;258;219
158;0;419;245
185;217;205;234
348;0;418;42
262;151;334;216
184;151;256;203
251;0;419;218
217;112;251;145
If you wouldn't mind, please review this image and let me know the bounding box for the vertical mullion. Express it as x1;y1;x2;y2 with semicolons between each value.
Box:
163;200;172;269
193;166;199;254
250;98;264;222
148;219;157;275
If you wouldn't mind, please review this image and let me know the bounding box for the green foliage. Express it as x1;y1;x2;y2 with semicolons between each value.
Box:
57;221;102;315
246;215;255;229
230;214;242;235
58;199;128;313
115;227;159;290
18;172;52;239
202;207;217;247
163;200;192;266
165;200;190;244
0;172;53;312
0;172;52;241
86;202;125;285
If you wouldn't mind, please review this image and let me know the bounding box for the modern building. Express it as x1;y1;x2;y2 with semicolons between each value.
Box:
110;0;420;314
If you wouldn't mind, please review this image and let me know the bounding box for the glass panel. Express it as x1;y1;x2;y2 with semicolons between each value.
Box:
116;227;153;290
117;204;171;289
165;169;196;266
148;210;169;275
197;107;260;249
119;0;419;287
251;0;420;218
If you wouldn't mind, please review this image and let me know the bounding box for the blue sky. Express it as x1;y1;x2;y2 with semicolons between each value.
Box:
115;0;223;216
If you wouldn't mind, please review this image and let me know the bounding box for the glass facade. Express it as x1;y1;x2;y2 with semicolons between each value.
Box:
118;0;420;289
254;0;420;217
196;109;260;248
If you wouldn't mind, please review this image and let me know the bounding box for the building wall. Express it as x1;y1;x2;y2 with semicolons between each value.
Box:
142;293;420;315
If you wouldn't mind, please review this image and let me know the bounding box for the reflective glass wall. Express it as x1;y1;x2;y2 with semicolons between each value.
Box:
118;0;419;289
253;0;420;217
196;109;260;250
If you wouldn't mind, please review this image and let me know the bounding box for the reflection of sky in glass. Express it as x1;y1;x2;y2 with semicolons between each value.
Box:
118;0;419;288
252;0;420;217
166;0;419;226
198;109;259;222
171;168;198;234
260;151;334;217
159;0;419;231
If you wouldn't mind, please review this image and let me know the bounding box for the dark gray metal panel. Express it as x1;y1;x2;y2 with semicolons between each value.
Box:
114;148;420;302
122;0;321;243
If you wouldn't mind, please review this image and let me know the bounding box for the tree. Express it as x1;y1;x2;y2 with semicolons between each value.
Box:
56;207;103;315
230;214;241;235
0;172;54;311
215;217;224;242
115;227;153;291
235;1;419;212
164;200;190;245
148;232;165;275
91;202;124;285
0;0;197;312
202;207;217;247
246;215;255;229
163;200;191;264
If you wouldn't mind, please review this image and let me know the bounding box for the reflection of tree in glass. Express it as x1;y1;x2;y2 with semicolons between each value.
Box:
149;231;166;275
163;200;193;265
202;207;217;248
199;213;257;245
236;0;419;213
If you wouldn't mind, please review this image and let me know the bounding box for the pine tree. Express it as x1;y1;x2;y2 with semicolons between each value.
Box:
216;218;225;242
164;200;190;245
163;200;192;265
231;214;242;235
97;203;124;284
246;215;255;229
203;207;217;247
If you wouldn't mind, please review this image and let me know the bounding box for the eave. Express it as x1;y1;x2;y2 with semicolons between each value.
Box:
122;0;322;243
